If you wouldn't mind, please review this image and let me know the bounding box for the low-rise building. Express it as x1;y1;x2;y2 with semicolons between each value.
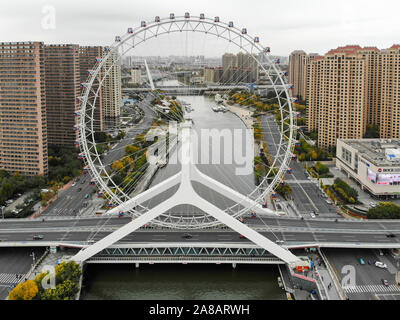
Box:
336;139;400;198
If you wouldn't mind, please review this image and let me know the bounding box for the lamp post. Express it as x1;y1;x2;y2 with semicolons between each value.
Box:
30;252;36;269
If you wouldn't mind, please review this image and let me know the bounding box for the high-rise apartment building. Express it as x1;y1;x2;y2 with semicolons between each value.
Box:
307;46;368;150
289;50;320;101
221;52;258;83
289;50;306;100
0;42;48;176
130;67;141;84
79;46;104;132
44;44;80;148
381;45;400;139
305;44;400;149
102;51;122;128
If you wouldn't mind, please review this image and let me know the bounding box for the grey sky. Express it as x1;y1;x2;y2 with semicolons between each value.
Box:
0;0;399;56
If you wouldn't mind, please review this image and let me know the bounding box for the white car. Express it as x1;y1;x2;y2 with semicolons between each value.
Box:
375;261;387;269
326;199;333;205
71;182;76;187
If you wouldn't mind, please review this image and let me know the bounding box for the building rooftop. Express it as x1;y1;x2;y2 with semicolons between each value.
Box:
339;139;400;167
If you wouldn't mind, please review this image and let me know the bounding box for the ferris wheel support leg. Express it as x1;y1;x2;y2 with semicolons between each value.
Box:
71;196;179;263
191;165;277;216
192;196;301;268
107;172;181;215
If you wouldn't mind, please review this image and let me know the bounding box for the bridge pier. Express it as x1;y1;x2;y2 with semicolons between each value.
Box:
232;263;237;269
135;263;140;269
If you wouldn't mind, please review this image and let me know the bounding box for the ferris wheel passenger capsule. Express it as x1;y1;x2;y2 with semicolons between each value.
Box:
104;46;111;52
214;16;220;23
199;13;205;20
283;71;289;76
265;47;271;53
115;36;121;42
254;37;260;43
228;21;234;27
241;28;247;34
140;21;146;27
289;84;295;89
170;13;175;20
155;16;161;23
185;12;190;19
275;58;280;64
127;27;133;34
77;153;84;160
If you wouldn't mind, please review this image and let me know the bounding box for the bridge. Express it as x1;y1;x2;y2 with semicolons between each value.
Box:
123;84;282;95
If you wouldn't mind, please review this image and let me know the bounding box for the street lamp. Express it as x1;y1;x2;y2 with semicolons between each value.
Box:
30;252;36;268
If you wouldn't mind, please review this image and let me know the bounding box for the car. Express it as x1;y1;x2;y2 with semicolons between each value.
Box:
16;193;22;197
84;194;89;199
182;233;192;239
33;234;44;240
275;240;284;244
382;279;389;286
375;261;387;269
239;235;246;239
71;182;76;187
386;233;396;238
77;188;82;192
310;212;316;218
367;260;372;265
359;258;366;265
81;180;85;184
5;200;13;205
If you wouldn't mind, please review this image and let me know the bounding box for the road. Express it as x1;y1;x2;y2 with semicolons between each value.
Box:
261;114;338;218
323;248;400;300
0;248;45;300
0;216;399;246
43;94;156;217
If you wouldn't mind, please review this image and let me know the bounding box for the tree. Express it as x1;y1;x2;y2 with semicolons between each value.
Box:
367;202;400;219
111;160;124;172
125;145;140;155
9;280;39;300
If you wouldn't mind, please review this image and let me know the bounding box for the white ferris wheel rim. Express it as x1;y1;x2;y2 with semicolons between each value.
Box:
78;14;296;229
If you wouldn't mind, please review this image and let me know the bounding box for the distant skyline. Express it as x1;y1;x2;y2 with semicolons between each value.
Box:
1;0;399;57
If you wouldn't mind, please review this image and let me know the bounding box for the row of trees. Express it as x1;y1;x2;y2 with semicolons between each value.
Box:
9;261;82;300
294;139;330;162
367;202;400;219
332;178;359;204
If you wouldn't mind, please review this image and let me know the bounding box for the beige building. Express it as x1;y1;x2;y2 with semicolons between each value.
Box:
130;67;141;84
44;44;81;148
381;45;400;139
102;50;122;127
79;46;104;132
306;44;400;149
307;46;368;150
0;42;48;176
336;139;400;198
289;50;320;101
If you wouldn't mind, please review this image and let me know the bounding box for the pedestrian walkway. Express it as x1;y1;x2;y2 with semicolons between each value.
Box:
0;273;27;284
344;284;400;294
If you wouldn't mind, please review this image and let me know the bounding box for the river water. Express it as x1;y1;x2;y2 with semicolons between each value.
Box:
81;264;285;300
81;92;284;300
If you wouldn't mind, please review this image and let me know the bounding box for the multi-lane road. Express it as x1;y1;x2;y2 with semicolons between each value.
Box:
261;114;338;218
0;216;399;247
43;94;156;217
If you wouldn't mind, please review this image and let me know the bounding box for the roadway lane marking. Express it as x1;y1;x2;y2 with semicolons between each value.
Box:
344;284;400;293
0;273;27;284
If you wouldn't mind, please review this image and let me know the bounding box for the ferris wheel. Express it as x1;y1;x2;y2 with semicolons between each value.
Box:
77;14;297;231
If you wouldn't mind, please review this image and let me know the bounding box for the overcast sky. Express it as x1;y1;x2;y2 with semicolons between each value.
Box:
0;0;399;57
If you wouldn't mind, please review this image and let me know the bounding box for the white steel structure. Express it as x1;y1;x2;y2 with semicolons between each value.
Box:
74;14;301;266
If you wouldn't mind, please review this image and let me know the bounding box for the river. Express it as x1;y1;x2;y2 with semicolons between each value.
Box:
81;93;283;300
